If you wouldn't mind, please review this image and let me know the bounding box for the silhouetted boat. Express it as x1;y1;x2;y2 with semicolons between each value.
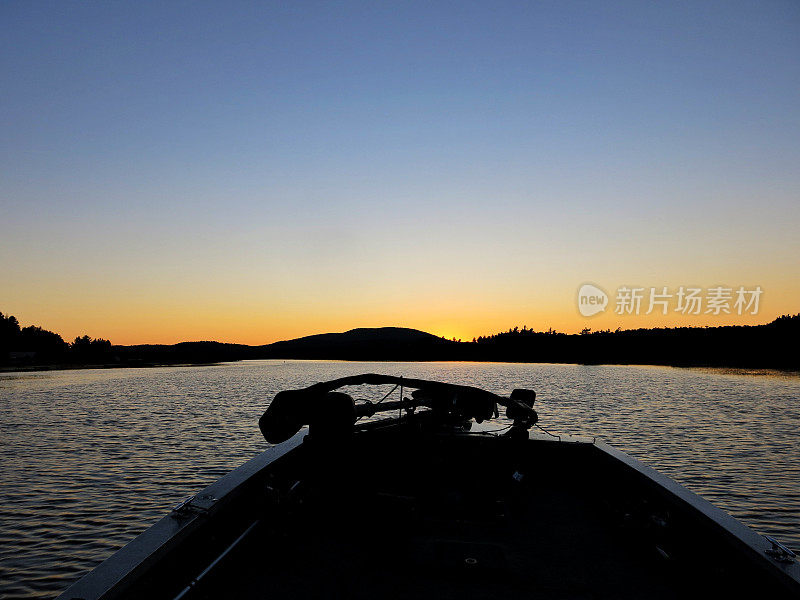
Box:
57;375;799;599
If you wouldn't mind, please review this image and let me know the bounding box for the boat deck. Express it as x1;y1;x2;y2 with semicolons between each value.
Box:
224;484;678;599
188;429;767;599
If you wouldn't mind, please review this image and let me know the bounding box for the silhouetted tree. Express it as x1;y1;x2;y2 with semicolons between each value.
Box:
70;335;112;362
19;326;66;358
0;312;21;355
1;311;68;362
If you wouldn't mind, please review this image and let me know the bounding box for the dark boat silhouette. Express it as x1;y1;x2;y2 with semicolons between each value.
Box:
57;375;799;599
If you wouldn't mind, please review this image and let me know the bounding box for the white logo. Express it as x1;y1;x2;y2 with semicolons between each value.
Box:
578;284;608;317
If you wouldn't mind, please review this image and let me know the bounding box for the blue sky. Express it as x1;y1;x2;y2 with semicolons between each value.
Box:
2;1;799;343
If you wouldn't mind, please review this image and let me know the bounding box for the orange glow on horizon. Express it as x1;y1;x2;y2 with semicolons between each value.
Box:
4;253;798;346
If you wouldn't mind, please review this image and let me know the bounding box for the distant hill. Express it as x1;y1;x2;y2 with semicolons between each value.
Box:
258;327;453;360
107;327;453;365
117;341;254;365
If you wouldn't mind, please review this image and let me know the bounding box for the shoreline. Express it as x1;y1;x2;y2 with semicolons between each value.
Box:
3;358;799;376
0;361;225;374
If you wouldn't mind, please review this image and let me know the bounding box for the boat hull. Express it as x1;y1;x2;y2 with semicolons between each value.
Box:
57;418;800;599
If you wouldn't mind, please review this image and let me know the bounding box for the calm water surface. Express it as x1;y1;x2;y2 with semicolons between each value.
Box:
1;360;798;599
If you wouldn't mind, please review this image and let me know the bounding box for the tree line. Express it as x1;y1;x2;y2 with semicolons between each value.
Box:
458;314;799;368
0;312;112;365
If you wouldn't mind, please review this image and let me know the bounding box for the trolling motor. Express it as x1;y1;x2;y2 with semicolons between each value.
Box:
506;388;537;440
258;374;538;444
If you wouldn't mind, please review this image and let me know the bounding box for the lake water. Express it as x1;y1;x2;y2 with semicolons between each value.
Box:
1;360;798;599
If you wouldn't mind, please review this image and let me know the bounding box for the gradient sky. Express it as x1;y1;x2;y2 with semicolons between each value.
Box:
2;1;799;345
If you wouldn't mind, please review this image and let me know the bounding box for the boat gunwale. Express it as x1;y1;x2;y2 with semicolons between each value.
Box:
55;430;307;600
591;439;800;588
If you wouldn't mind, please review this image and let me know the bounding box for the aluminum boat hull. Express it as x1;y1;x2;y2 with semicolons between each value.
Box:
57;416;799;599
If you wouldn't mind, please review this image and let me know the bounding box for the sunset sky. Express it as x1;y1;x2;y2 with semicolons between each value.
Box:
2;2;799;345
